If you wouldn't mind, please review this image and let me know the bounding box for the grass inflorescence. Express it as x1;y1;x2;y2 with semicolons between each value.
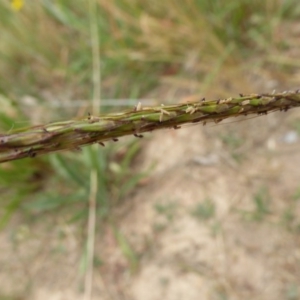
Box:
1;90;300;163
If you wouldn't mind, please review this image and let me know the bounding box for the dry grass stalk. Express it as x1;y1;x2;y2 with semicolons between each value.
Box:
1;90;300;163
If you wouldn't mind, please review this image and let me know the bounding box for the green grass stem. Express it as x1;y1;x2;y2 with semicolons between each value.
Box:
1;90;300;163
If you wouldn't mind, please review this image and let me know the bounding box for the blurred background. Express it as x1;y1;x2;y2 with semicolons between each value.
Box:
0;0;300;299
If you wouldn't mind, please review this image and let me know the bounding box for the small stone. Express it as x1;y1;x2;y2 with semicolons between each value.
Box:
282;130;298;144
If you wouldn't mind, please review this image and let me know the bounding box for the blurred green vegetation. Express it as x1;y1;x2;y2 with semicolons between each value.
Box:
0;0;299;230
191;198;216;221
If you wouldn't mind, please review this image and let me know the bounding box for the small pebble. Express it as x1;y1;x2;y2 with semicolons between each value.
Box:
282;130;298;144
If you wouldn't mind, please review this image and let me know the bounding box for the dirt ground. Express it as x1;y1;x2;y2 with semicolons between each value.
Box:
1;86;300;300
1;41;300;300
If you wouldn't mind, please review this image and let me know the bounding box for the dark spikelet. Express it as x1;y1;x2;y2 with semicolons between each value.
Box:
28;148;36;158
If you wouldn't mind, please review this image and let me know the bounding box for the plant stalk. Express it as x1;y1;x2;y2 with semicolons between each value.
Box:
1;90;300;163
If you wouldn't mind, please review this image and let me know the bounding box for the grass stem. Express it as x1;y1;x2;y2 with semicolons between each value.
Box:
1;90;300;163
